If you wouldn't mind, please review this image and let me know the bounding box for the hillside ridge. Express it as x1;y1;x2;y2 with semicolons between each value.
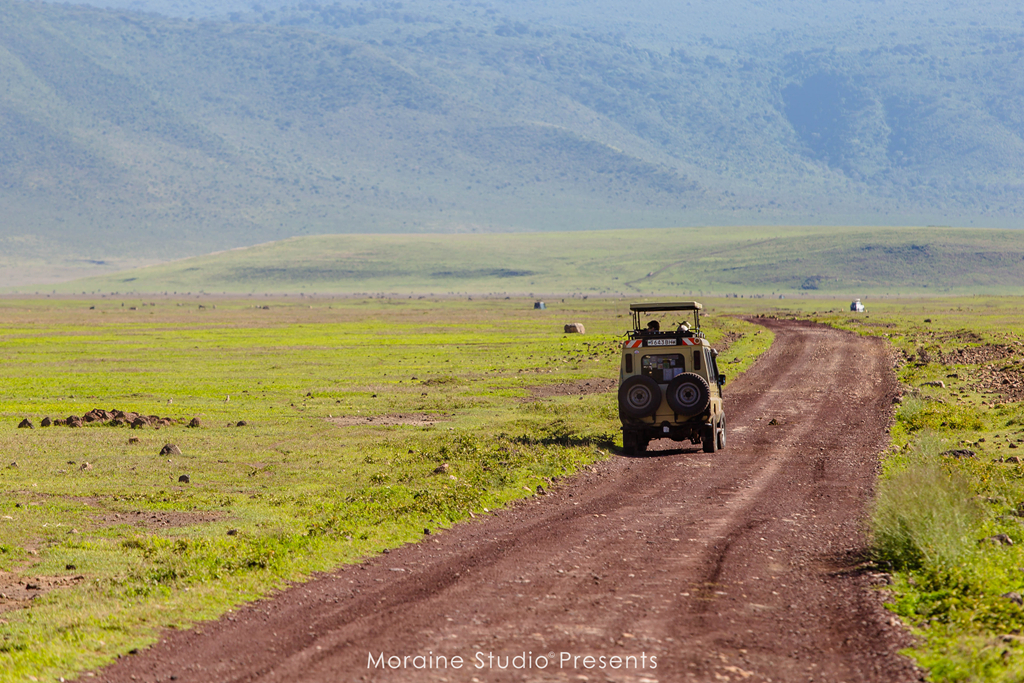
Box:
28;226;1024;297
1;0;1022;284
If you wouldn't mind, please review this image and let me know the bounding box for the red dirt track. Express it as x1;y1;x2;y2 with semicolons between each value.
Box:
87;320;923;683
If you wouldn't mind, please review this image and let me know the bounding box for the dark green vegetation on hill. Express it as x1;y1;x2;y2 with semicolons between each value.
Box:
1;0;1023;284
33;225;1024;296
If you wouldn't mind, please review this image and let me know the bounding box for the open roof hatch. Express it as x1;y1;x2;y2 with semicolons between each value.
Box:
629;301;703;333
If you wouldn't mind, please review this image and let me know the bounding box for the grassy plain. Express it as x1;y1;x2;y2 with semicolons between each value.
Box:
8;291;1024;682
0;295;768;682
28;225;1024;298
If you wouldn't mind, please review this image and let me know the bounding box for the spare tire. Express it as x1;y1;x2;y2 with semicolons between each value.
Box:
618;375;662;418
666;372;710;416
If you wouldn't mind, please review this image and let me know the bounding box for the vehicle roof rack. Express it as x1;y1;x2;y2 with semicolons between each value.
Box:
629;301;704;335
629;302;703;313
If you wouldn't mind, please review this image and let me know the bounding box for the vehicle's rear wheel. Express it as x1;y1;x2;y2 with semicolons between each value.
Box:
618;375;662;418
702;420;718;453
666;373;710;416
717;416;727;450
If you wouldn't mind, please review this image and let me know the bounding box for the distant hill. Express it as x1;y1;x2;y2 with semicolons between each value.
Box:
35;226;1024;296
2;0;1023;284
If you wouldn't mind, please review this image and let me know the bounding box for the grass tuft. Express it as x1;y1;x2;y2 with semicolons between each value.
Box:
871;457;982;571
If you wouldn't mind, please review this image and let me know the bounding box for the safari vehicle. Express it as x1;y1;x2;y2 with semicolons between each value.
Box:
618;302;726;456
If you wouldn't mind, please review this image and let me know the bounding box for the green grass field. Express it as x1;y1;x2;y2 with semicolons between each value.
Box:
0;295;767;682
8;291;1024;682
19;225;1024;297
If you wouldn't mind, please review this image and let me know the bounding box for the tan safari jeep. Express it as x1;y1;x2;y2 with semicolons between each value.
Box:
618;302;726;456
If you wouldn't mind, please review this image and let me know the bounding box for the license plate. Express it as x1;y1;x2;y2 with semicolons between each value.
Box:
646;338;677;346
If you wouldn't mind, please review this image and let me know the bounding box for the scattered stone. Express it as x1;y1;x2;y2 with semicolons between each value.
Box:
128;437;139;444
65;564;76;571
564;323;586;334
1006;456;1023;464
1012;443;1020;449
17;418;33;429
7;462;17;469
236;421;247;427
83;408;114;423
80;462;92;471
941;449;976;459
536;484;547;495
424;528;431;535
920;380;946;388
867;572;895;586
187;417;202;428
40;417;52;427
160;444;182;456
39;409;182;429
983;533;1014;546
433;463;450;474
767;418;779;426
226;529;238;536
1003;591;1024;605
178;474;190;484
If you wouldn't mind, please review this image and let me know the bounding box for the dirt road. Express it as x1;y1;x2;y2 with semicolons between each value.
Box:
88;320;922;683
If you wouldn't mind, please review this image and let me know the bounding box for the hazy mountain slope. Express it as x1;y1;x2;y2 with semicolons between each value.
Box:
1;0;1023;285
66;0;1024;48
1;0;711;264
